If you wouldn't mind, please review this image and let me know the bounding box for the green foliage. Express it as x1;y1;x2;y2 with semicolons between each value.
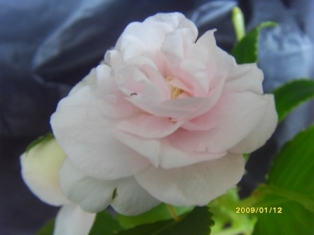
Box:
252;126;314;235
117;204;193;229
273;79;314;123
36;219;54;235
115;207;213;235
209;189;257;235
89;210;123;235
231;22;277;64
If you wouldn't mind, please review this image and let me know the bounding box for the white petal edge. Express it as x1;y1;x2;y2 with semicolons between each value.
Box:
59;158;117;213
135;153;245;206
111;177;160;216
230;94;278;153
53;203;95;235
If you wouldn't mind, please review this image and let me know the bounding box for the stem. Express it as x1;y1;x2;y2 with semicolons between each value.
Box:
166;204;182;221
232;6;246;42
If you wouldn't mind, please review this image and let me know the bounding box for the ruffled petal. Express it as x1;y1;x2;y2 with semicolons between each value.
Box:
135;153;245;206
224;63;264;95
116;114;184;139
169;91;270;153
111;177;160;216
20;137;68;206
230;94;278;153
51;85;150;180
54;203;95;235
59;158;118;213
116;12;197;60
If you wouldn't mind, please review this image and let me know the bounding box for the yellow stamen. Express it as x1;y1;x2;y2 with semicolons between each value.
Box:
165;77;183;99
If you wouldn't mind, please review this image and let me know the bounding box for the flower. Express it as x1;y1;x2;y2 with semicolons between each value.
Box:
51;12;277;218
20;135;95;235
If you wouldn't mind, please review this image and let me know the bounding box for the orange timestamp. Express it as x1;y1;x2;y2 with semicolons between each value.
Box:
236;207;282;214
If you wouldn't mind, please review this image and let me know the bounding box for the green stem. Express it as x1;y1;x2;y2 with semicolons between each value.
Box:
166;205;182;221
232;6;246;42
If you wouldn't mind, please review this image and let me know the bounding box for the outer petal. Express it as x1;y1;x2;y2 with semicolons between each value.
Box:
20;137;68;206
51;85;150;180
230;94;278;153
135;153;245;206
59;158;117;213
54;203;95;235
111;177;160;216
169;91;270;153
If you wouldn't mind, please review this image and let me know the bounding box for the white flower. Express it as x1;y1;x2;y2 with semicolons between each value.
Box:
20;136;95;235
50;12;277;218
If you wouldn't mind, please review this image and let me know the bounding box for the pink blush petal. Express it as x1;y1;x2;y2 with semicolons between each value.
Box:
116;114;184;139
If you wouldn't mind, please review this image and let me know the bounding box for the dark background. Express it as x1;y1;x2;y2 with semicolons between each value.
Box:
1;0;314;234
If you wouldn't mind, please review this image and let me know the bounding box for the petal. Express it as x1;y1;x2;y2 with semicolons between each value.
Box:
116;114;184;139
51;86;150;180
116;13;197;60
169;91;270;153
111;177;160;216
20;137;68;206
59;158;117;213
54;203;95;235
159;138;226;169
224;63;264;95
230;94;278;153
135;153;245;206
113;129;160;167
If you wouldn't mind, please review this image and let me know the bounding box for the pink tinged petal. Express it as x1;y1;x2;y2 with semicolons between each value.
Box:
170;91;271;153
111;177;160;216
54;203;95;235
135;153;245;206
224;63;264;95
230;94;278;153
116;114;184;139
159;138;226;169
180;59;210;92
51;86;150;180
117;66;166;103
113;129;160;167
20;138;69;206
59;158;117;213
181;114;216;131
141;65;171;99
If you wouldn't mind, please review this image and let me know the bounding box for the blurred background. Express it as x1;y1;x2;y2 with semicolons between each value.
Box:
1;0;314;234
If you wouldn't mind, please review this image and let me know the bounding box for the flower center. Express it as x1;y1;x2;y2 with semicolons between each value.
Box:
165;77;183;99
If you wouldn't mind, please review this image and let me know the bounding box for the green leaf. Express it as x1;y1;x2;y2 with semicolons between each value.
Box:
115;206;213;235
36;219;54;235
26;133;54;153
89;210;123;235
273;79;314;123
231;21;277;64
36;211;123;235
232;6;245;42
252;125;314;235
117;204;193;229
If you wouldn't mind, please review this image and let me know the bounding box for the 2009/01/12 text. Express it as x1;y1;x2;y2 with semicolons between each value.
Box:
236;207;282;214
